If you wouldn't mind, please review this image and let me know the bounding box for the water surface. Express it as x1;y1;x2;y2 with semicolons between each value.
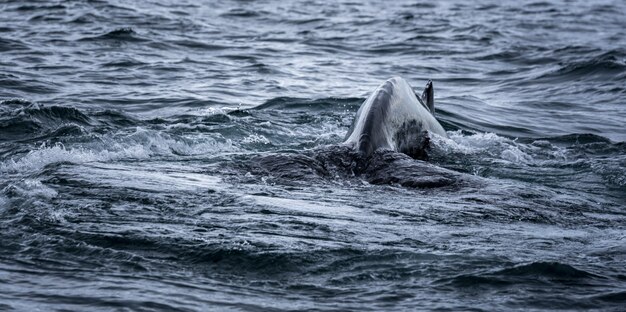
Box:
1;0;625;311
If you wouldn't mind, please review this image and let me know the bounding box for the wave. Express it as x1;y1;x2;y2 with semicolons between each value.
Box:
0;37;29;52
431;131;538;165
0;100;151;142
100;58;147;68
538;50;626;80
69;12;107;24
0;100;92;142
2;225;439;281
439;261;601;288
592;290;626;303
433;130;621;163
219;9;267;18
538;133;614;145
497;261;600;279
253;97;362;112
0;128;236;174
430;130;626;193
170;40;229;51
0;73;58;95
79;28;149;43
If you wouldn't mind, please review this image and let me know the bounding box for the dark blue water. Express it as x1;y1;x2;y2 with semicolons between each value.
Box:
1;0;625;311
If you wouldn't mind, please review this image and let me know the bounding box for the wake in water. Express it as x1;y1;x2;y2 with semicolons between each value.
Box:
1;96;625;311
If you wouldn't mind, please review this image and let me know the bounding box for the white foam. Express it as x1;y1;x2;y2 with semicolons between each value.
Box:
1;143;113;174
431;131;511;154
500;145;533;164
5;179;58;199
0;127;235;174
80;163;223;192
242;133;271;144
195;106;238;117
283;120;346;145
432;130;535;165
0;179;59;216
118;127;235;156
0;178;71;223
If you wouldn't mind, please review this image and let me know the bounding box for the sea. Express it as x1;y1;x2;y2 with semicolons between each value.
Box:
1;0;625;311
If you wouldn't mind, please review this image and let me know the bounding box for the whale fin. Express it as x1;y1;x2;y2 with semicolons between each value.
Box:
421;80;435;114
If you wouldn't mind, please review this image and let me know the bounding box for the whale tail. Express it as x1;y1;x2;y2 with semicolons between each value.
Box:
421;80;435;114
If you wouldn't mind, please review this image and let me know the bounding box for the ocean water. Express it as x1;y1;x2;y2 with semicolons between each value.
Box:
1;0;625;311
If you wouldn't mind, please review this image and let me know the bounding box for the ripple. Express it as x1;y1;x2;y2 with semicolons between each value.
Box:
79;28;149;43
170;40;229;50
497;261;600;279
0;37;29;52
539;50;626;80
101;58;148;68
220;8;266;18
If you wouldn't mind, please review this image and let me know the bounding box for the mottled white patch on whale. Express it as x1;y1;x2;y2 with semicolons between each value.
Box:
344;77;447;159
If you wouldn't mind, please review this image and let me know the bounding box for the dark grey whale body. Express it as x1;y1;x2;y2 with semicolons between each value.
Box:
344;77;447;160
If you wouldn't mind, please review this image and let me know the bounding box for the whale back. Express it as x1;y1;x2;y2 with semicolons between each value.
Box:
344;77;447;159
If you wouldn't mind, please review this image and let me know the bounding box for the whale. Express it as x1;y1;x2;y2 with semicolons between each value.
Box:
246;77;470;188
344;77;447;160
